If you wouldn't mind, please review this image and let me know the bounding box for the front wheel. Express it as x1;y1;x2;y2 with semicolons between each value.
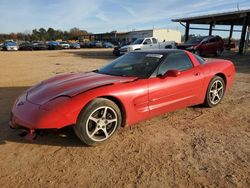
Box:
204;76;225;107
74;98;122;146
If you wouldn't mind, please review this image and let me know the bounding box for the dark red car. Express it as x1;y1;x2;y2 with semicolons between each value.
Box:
177;36;224;56
10;49;235;146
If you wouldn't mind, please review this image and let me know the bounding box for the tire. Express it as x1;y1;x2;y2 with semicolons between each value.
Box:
215;48;222;56
204;76;225;107
74;98;122;146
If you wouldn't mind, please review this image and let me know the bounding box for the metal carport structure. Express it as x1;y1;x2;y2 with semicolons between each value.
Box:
172;9;250;54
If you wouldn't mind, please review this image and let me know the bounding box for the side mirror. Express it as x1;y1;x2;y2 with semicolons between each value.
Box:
160;70;181;78
143;42;148;45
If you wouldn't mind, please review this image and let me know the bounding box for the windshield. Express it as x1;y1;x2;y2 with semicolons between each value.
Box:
133;38;144;45
5;42;16;46
98;52;163;78
48;41;59;45
185;37;205;45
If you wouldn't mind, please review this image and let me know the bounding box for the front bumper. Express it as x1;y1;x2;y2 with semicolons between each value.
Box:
7;47;18;51
10;93;70;130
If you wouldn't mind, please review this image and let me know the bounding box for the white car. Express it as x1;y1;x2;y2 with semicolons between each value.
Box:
2;42;18;51
119;37;176;54
59;41;70;49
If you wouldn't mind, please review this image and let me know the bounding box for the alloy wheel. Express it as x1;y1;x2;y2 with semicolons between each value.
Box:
209;80;224;105
86;106;118;142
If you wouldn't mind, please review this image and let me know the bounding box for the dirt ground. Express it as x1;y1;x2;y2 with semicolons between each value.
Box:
0;49;249;188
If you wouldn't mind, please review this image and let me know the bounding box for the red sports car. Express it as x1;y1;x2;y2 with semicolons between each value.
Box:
10;50;235;145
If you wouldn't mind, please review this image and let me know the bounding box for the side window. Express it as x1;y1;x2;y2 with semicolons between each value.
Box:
209;38;216;43
202;39;208;44
144;39;152;45
152;38;157;44
194;54;205;64
158;52;193;75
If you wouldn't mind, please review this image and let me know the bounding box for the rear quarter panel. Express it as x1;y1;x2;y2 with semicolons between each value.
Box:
198;59;235;102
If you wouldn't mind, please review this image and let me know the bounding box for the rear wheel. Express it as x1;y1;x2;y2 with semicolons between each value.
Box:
74;98;122;146
204;76;225;107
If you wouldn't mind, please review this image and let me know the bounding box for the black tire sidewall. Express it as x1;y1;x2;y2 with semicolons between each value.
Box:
74;98;122;146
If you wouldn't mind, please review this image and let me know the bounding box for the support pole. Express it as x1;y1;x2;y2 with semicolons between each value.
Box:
209;23;213;36
228;24;234;46
185;22;190;42
239;16;248;54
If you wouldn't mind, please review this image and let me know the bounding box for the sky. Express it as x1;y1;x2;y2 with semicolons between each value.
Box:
0;0;250;37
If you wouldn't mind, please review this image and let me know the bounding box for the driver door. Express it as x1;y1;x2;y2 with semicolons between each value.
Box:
141;38;152;50
148;51;204;117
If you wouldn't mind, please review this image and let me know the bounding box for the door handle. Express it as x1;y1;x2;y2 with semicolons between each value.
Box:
194;72;200;76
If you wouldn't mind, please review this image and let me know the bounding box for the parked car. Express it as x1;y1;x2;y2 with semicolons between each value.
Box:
102;42;113;48
59;41;70;49
113;41;132;56
2;41;18;51
47;41;62;50
70;42;81;49
176;36;205;50
88;41;102;48
33;42;48;50
119;37;176;55
10;49;235;146
177;35;224;56
32;41;41;45
18;42;33;51
79;41;89;48
0;43;3;50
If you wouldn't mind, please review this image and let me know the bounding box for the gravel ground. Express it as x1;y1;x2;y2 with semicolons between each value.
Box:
0;49;249;188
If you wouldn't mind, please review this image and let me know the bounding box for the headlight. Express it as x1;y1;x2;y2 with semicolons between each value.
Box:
128;47;133;52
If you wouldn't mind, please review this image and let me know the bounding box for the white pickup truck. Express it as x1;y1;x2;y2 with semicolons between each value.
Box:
119;37;176;55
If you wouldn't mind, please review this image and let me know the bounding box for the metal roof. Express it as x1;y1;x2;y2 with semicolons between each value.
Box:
172;9;250;25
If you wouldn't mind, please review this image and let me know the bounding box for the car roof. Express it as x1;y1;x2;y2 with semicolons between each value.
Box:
131;49;185;55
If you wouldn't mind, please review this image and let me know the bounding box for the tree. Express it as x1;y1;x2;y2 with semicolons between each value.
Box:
0;27;89;42
47;28;56;41
38;28;47;41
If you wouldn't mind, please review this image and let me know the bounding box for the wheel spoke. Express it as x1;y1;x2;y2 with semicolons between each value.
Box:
102;128;109;138
107;119;117;124
217;86;223;91
102;107;108;118
91;127;99;137
89;116;99;123
210;89;216;93
211;94;216;102
216;94;221;100
215;81;218;89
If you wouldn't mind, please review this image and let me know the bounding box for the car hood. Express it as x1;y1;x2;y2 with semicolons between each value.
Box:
27;72;137;105
121;44;141;49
